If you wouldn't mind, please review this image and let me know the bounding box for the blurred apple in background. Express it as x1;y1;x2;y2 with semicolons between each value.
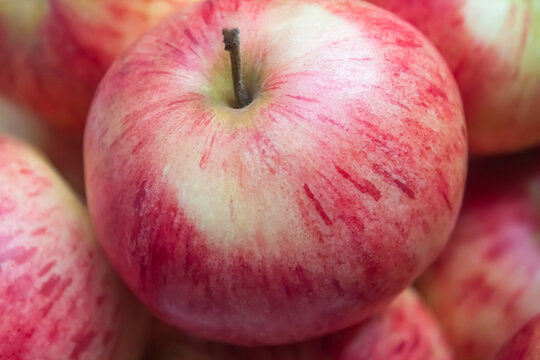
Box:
366;0;540;155
495;313;540;360
144;289;453;360
0;96;48;148
0;0;200;138
85;0;467;345
417;151;540;360
0;136;149;359
0;96;84;197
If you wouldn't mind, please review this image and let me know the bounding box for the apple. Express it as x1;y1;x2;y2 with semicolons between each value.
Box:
0;136;149;359
417;151;540;360
0;0;200;138
365;0;540;155
0;96;85;197
144;289;454;360
495;313;540;360
84;0;467;345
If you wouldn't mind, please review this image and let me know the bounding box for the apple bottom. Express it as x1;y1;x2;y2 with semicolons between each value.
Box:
142;288;453;360
88;144;439;345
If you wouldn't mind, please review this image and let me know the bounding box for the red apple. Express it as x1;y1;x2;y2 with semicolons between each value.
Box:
84;0;467;345
365;0;540;155
417;151;540;360
0;0;200;138
144;289;454;360
0;96;85;197
495;313;540;360
0;136;149;359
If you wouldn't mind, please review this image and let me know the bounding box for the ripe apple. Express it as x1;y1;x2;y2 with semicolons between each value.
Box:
365;0;540;155
0;136;149;359
84;0;467;345
417;151;540;360
0;0;200;138
144;289;453;360
495;313;540;360
0;96;85;197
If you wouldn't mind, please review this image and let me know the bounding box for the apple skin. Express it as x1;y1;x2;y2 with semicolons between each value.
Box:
365;0;540;155
0;0;199;138
0;96;85;198
144;289;454;360
0;136;149;359
84;0;467;345
495;313;540;360
417;151;540;360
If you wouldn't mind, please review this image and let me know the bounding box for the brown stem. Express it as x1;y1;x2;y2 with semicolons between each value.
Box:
222;28;251;108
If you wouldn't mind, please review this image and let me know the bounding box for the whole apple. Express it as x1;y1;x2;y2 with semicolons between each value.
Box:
0;0;199;137
84;0;467;345
144;289;453;360
366;0;540;155
495;313;540;360
417;151;540;360
0;136;149;359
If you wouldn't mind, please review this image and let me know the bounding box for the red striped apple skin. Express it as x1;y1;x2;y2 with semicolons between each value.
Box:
418;152;540;360
0;136;149;360
0;0;200;138
366;0;540;155
144;289;454;360
84;0;467;345
496;314;540;360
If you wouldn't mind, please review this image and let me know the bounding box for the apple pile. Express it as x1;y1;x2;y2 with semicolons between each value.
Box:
0;0;538;359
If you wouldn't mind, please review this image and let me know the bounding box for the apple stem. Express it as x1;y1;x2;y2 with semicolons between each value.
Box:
222;28;251;108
